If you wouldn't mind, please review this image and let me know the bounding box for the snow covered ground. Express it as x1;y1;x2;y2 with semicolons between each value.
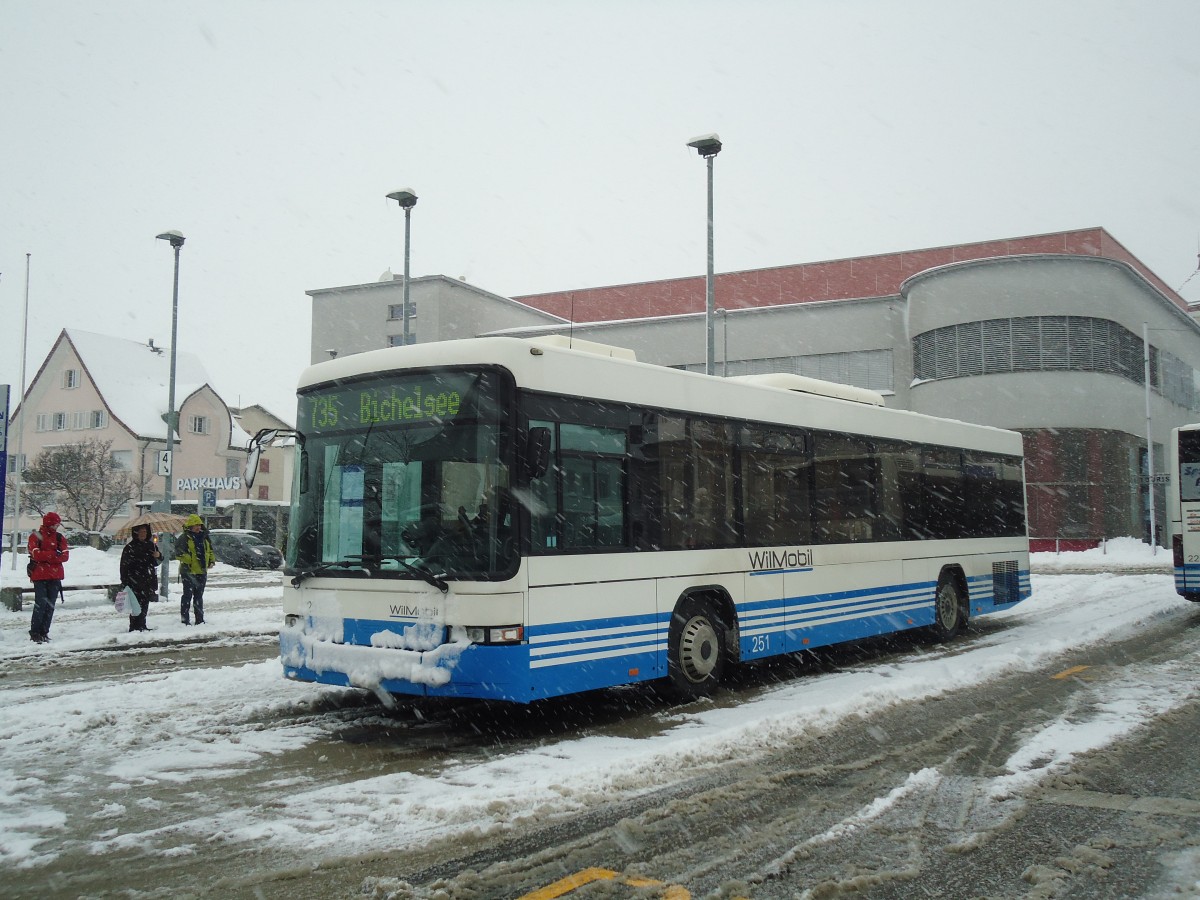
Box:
0;538;1197;895
0;546;283;653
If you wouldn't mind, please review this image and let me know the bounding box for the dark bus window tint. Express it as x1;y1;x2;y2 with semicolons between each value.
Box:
1180;431;1200;465
911;447;963;539
963;452;1026;537
813;433;878;543
741;427;812;546
874;440;918;542
648;416;737;550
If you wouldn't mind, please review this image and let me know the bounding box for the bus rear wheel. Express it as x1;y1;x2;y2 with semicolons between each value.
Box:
929;571;968;641
668;597;726;700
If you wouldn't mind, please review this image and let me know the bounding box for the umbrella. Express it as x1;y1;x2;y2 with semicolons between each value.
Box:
115;512;190;541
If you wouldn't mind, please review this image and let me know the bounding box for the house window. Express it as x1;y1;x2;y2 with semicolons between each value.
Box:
7;454;26;472
259;458;270;474
388;301;418;320
91;410;108;429
111;450;133;471
257;485;270;500
53;412;68;431
225;458;241;477
189;415;210;435
388;333;416;347
71;411;87;430
36;414;51;432
63;369;81;389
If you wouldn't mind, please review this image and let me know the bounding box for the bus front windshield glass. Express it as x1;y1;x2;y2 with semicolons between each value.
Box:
288;368;515;581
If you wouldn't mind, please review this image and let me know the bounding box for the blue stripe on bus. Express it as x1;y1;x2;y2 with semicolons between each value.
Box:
1175;563;1200;596
749;567;813;576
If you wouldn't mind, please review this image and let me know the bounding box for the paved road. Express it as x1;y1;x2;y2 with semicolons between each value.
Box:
255;610;1200;899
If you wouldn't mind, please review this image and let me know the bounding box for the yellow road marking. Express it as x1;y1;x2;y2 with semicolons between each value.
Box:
519;868;618;899
1051;664;1091;680
518;867;695;899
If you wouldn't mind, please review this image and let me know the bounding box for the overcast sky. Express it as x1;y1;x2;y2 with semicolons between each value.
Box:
3;0;1200;424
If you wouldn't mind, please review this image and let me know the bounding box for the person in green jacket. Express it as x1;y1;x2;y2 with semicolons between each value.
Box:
175;514;215;625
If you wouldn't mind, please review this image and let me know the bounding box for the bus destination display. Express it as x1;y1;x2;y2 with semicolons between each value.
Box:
299;374;476;434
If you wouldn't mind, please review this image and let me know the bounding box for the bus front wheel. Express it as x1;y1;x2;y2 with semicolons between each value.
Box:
668;596;726;700
929;570;968;641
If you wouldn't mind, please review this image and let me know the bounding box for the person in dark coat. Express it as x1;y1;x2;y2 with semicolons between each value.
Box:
28;511;69;643
119;524;162;632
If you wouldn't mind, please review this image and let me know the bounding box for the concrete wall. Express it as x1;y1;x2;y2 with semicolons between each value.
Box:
309;275;563;364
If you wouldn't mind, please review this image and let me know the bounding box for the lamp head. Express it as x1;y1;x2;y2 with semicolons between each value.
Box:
156;230;186;248
386;189;418;209
686;133;723;158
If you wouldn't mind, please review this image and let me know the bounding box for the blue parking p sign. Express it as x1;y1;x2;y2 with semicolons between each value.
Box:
199;488;217;515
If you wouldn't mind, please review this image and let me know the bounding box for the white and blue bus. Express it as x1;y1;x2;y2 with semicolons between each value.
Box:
273;336;1030;704
1168;423;1200;602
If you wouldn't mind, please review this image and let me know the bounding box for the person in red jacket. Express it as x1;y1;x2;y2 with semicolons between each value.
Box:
28;512;69;643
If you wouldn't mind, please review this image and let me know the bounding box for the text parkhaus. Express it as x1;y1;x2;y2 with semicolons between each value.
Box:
175;476;242;492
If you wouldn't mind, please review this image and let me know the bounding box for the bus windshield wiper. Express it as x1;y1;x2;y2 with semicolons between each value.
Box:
290;559;365;587
391;556;449;593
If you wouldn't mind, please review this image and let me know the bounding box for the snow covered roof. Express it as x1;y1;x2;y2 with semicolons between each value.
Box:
62;329;250;447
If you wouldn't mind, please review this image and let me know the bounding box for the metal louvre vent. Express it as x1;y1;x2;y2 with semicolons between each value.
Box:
992;559;1019;606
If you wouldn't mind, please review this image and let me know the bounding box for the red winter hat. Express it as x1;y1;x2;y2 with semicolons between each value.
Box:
42;512;62;528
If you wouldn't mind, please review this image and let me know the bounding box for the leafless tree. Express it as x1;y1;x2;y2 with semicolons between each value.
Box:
18;439;147;532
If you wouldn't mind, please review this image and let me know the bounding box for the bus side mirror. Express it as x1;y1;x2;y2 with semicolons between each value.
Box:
245;428;293;489
526;427;551;480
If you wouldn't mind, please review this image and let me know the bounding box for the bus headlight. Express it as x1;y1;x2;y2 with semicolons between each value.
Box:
466;625;523;644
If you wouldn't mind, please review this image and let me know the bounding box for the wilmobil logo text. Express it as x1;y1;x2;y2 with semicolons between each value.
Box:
389;604;439;619
748;548;813;571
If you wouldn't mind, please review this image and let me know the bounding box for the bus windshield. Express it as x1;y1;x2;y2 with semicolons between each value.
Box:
287;367;515;582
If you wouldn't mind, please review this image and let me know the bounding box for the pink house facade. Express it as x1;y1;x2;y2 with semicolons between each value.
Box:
4;329;252;536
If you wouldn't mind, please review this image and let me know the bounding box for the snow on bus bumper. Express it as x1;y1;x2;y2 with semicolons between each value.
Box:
279;618;532;702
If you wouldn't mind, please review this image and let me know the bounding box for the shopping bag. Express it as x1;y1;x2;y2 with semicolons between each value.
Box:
127;591;142;617
114;588;128;614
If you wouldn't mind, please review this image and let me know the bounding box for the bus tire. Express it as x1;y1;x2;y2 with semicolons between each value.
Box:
667;596;727;700
929;570;968;641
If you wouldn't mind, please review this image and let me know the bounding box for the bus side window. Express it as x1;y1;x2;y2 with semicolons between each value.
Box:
741;427;812;547
813;433;877;544
525;420;559;552
525;419;630;553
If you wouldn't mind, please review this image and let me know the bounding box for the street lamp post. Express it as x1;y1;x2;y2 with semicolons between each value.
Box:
716;307;728;377
386;189;418;345
1143;321;1158;554
687;133;722;375
155;230;185;599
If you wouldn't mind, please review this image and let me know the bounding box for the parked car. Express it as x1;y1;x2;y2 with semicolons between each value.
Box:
207;529;283;570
